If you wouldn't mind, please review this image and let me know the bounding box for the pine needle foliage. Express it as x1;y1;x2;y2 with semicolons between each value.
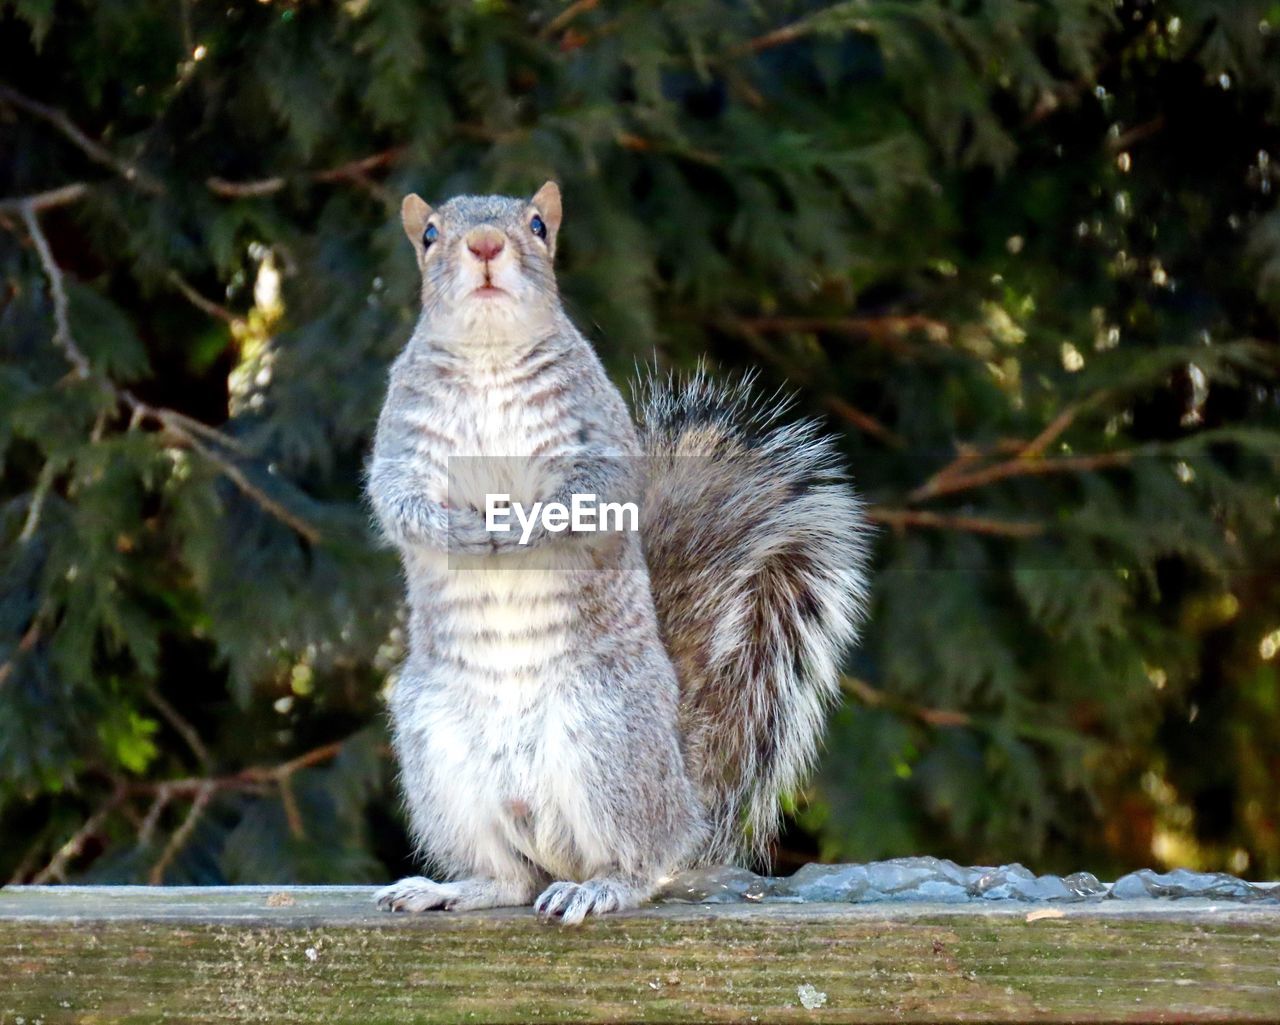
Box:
1;0;1277;883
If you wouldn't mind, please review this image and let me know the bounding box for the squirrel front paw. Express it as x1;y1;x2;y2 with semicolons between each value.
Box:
534;878;641;926
445;508;497;555
375;876;528;912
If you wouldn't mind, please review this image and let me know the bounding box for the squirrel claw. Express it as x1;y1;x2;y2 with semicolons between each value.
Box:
534;879;633;925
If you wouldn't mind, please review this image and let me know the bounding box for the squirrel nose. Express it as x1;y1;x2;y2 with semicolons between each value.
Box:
466;228;505;263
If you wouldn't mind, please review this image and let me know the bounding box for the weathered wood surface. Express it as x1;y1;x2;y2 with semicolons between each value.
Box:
2;886;1279;1023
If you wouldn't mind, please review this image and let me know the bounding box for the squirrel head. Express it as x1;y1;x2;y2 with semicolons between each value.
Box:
401;182;563;338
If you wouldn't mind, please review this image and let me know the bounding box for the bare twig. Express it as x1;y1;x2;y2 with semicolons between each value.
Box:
17;460;57;542
151;405;253;456
132;738;347;798
823;396;903;448
1017;391;1113;461
167;270;241;325
136;739;351;879
279;777;305;839
722;18;811;59
148;782;213;884
867;506;1045;538
908;390;1129;504
0;84;163;194
729;320;902;448
0;182;90;214
145;686;212;772
20;202;91;379
1107;115;1166;153
842;676;972;729
541;0;600;38
166;421;322;544
1019;402;1081;460
203;175;286;199
615;132;721;166
908;449;1137;503
139;402;323;542
32;784;129;883
311;147;405;184
138;784;174;847
6;830;50;885
17;738;357;881
734;314;951;349
207;147;404;199
915;443;988;496
264;740;346;780
0;616;44;689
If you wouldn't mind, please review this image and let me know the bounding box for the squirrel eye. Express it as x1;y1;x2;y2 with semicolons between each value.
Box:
530;214;547;241
423;224;439;247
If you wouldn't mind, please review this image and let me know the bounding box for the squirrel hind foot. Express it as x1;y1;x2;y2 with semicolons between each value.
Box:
533;877;643;926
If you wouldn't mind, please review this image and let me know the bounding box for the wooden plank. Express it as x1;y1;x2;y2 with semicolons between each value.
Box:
2;886;1279;1023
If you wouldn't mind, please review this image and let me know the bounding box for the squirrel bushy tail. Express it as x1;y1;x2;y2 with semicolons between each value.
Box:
635;369;872;865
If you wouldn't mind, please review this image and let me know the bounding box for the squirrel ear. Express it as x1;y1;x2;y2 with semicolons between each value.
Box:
401;194;432;249
531;180;562;254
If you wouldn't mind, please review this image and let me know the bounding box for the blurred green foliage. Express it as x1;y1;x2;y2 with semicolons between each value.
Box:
1;0;1278;886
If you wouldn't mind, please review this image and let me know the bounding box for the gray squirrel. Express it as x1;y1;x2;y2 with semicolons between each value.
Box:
366;181;871;924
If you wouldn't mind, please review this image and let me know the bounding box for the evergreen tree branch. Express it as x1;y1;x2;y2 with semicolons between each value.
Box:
0;77;396;207
19;201;323;544
867;507;1045;538
0;84;164;194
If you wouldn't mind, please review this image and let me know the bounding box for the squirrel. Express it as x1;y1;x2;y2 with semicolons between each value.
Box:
366;181;871;924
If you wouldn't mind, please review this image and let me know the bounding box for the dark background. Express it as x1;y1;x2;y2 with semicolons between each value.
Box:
1;0;1278;886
